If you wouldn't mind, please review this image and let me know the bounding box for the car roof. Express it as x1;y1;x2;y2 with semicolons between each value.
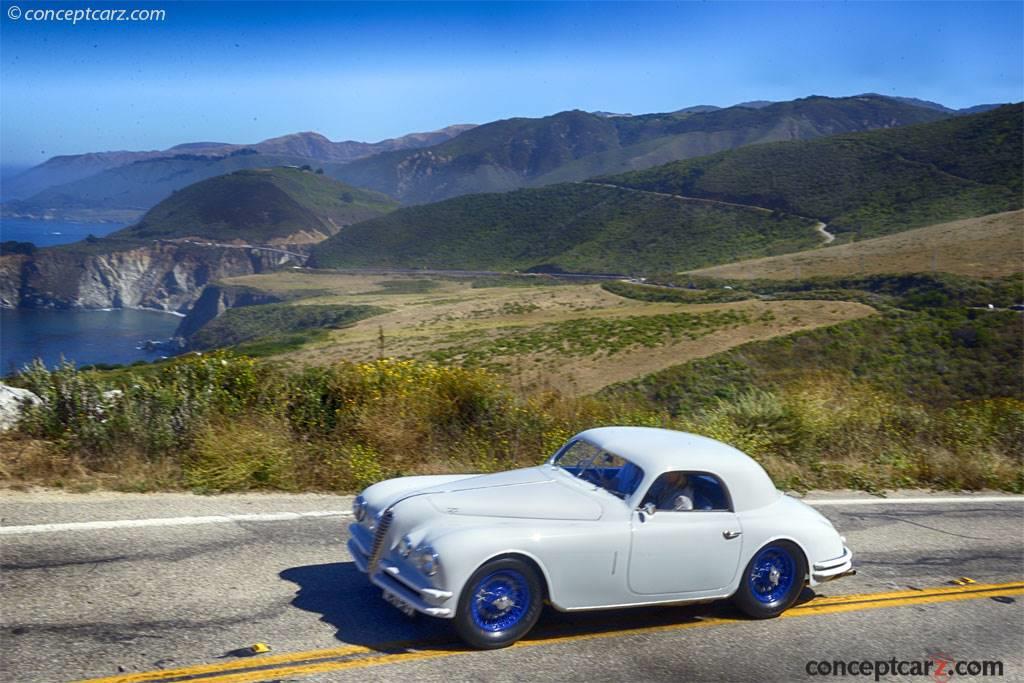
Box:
573;426;780;512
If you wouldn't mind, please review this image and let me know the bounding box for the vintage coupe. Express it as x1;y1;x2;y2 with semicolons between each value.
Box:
347;427;854;648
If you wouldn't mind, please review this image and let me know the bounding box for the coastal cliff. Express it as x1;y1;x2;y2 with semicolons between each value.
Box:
0;242;302;313
173;283;284;339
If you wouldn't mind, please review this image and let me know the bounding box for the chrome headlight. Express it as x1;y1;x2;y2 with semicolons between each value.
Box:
353;495;367;523
398;535;414;558
412;544;439;576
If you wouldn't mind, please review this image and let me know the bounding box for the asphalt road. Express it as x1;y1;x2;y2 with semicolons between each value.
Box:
1;491;1022;683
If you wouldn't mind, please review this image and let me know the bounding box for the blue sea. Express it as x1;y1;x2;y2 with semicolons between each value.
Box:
0;218;184;373
1;217;125;247
1;308;182;374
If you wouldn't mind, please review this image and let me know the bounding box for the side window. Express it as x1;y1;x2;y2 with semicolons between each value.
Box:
641;471;732;512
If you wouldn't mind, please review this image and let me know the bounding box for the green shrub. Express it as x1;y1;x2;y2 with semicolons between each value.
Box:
186;419;296;492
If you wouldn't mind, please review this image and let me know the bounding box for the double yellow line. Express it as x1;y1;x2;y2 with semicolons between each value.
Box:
77;580;1024;683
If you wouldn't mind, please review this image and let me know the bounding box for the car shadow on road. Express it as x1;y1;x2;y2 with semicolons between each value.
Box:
280;562;819;654
280;562;452;650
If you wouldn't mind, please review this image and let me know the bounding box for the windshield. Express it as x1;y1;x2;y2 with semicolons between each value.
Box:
551;440;645;499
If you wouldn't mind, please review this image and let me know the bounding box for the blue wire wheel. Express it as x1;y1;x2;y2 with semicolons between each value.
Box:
469;569;532;632
748;545;796;604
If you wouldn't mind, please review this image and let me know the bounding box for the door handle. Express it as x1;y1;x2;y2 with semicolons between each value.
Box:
723;530;742;539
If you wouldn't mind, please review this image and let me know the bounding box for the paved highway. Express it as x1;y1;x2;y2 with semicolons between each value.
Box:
1;491;1021;682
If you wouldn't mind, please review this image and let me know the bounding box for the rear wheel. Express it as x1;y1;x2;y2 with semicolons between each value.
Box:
454;557;543;649
733;541;806;619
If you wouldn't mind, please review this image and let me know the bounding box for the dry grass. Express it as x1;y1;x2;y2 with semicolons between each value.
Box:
448;300;875;395
221;273;875;395
686;210;1024;280
0;432;183;492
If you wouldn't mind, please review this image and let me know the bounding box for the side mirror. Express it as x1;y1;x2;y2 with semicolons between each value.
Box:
641;502;657;516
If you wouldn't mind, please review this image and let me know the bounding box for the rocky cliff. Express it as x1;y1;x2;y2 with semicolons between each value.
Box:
0;242;303;313
173;283;284;339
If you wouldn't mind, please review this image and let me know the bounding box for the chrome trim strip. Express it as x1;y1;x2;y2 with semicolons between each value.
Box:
367;509;394;572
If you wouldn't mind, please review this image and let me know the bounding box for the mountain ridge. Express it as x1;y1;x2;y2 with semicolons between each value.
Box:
1;125;475;202
329;94;954;204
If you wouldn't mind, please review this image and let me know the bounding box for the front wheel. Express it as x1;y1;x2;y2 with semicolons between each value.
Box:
454;557;544;649
733;541;806;619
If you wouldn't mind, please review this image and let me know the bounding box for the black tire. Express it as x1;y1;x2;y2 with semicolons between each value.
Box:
454;556;544;649
733;540;807;619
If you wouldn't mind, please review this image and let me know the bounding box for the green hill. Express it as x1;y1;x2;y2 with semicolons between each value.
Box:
115;167;397;243
309;182;820;273
329;95;949;204
601;104;1023;240
311;106;1020;274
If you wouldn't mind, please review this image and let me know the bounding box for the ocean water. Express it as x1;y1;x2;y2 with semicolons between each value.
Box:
1;308;182;374
1;217;125;247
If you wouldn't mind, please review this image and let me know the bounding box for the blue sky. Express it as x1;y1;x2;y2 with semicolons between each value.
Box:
1;1;1022;165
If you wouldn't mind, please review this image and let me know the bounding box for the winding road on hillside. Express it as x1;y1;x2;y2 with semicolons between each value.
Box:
813;221;835;243
583;181;836;246
1;491;1021;682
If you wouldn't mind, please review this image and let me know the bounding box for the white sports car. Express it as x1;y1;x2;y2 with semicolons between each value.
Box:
347;427;854;648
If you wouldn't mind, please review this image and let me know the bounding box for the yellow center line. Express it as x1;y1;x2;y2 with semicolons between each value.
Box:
73;644;375;683
75;581;1024;683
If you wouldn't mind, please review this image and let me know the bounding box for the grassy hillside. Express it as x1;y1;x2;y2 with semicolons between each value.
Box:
330;95;948;203
597;274;1023;491
116;168;397;243
688;210;1024;280
602;104;1023;240
188;302;384;356
215;271;873;396
604;274;1024;410
309;183;820;273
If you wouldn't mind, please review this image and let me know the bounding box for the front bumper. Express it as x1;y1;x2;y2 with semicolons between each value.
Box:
811;546;855;584
347;523;455;618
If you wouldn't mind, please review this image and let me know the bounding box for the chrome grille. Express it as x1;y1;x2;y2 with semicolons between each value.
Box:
368;508;393;572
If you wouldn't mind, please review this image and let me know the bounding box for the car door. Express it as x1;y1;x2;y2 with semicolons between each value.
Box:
627;473;743;595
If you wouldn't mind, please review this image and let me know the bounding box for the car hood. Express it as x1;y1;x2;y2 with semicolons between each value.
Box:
418;466;605;521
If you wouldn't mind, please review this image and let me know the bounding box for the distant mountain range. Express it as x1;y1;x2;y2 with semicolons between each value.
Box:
0;125;473;205
1;94;1006;222
327;94;959;204
309;104;1022;274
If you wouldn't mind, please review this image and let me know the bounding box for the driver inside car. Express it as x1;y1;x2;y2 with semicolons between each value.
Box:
644;471;695;511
